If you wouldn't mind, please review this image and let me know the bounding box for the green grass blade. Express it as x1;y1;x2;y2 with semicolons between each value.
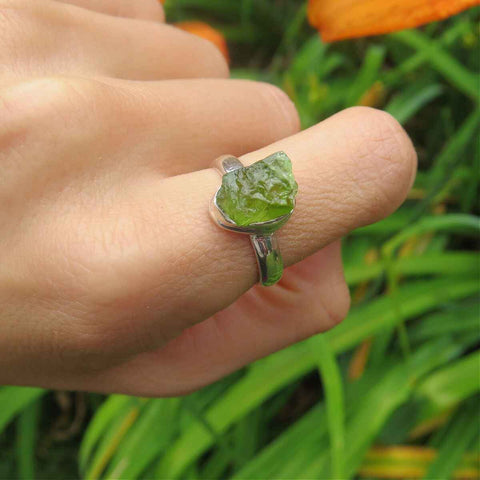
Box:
386;84;444;124
104;398;180;480
342;340;465;478
84;401;142;480
393;29;480;101
235;339;460;480
0;387;46;435
199;447;232;480
424;398;480;479
342;366;412;478
409;302;480;340
15;400;41;480
232;405;328;480
232;408;262;472
156;277;479;478
416;350;480;411
345;251;479;285
79;395;135;472
327;277;479;354
383;214;480;257
346;44;385;106
287;35;325;78
155;345;314;479
383;18;471;87
427;108;480;192
309;335;346;480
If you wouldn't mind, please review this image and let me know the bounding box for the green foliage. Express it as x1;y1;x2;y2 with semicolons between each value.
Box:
15;402;41;480
1;2;479;479
309;335;346;479
424;397;480;479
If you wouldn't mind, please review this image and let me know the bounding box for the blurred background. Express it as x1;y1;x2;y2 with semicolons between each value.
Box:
1;1;479;479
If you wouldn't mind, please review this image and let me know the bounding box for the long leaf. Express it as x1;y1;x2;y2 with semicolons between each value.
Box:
0;387;46;435
345;251;478;286
416;350;480;411
309;335;346;479
424;398;480;479
104;398;180;480
79;395;135;472
359;446;479;479
383;214;479;257
393;30;480;101
386;84;444;125
346;44;385;106
234;339;462;480
155;277;479;478
15;400;41;480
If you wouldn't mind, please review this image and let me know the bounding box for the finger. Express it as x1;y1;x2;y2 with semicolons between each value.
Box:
1;77;299;180
1;1;227;81
105;78;300;174
0;76;300;382
82;242;350;395
112;107;416;347
55;0;165;21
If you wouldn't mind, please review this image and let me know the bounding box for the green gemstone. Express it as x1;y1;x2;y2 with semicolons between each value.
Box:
216;151;298;226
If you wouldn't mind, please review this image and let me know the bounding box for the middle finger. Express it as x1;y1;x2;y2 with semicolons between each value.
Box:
1;77;299;185
1;0;228;82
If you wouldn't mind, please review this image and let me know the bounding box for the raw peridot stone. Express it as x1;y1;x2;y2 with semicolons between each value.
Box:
216;152;298;226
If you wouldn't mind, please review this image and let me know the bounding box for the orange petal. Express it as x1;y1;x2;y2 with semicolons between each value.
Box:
308;0;480;42
175;21;229;62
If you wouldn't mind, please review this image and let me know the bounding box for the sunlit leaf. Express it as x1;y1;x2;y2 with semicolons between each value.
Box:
359;446;479;479
0;388;45;435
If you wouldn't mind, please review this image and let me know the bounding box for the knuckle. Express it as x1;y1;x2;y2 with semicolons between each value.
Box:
0;76;113;142
0;79;57;151
1;77;84;122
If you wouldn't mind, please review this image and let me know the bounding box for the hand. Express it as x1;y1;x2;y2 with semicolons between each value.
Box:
0;0;416;396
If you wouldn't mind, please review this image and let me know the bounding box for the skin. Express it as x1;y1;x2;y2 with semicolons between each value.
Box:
0;0;417;396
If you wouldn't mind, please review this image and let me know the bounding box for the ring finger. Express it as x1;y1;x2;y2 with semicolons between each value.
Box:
78;108;416;396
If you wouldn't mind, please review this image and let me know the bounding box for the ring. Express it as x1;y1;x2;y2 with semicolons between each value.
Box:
210;151;298;286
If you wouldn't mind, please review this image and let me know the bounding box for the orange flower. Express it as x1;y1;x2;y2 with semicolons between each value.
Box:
175;21;229;62
308;0;479;42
